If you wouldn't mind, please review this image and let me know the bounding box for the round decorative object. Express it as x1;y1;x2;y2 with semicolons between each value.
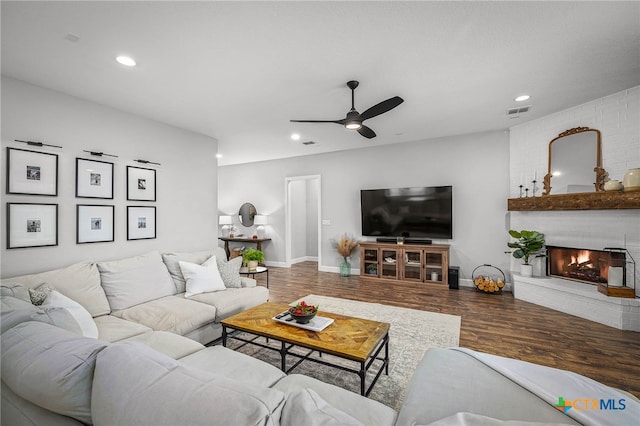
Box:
289;301;318;324
603;180;624;191
472;264;506;294
623;168;640;192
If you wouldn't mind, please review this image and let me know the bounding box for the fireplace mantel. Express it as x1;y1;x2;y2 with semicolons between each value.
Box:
508;191;640;211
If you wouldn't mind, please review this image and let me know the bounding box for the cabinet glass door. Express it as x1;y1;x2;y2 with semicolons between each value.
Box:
403;249;422;281
381;249;399;279
363;248;379;277
425;252;443;283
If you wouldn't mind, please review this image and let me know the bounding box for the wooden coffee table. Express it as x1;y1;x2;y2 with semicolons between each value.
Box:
221;302;390;396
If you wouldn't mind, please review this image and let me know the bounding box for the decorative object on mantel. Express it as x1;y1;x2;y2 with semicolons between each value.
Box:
623;168;640;192
603;180;624;191
507;230;545;277
332;233;360;277
472;264;505;294
508;191;640;211
14;139;63;149
542;127;605;196
598;247;636;299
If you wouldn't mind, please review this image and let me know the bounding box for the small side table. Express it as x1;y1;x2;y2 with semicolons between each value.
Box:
239;266;269;288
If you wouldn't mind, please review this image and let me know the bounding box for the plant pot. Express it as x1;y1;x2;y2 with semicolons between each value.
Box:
247;260;259;271
520;264;533;277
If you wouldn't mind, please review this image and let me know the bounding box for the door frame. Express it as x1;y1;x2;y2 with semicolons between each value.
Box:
285;175;321;269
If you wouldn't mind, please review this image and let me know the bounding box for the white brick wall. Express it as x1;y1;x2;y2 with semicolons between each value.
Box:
509;86;640;295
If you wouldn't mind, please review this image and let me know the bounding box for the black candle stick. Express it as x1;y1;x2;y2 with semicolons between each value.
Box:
525;188;529;197
519;185;524;198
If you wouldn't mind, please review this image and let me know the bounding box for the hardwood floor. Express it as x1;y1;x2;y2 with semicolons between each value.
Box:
257;261;640;399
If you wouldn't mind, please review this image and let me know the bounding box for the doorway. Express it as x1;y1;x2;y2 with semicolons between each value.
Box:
285;175;321;269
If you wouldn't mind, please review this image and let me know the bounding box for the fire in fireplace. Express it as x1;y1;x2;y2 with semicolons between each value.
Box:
546;246;626;286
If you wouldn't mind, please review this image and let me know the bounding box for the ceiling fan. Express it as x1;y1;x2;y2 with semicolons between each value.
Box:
290;80;404;139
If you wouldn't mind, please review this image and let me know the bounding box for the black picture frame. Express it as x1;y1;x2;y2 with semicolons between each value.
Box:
7;203;58;249
7;147;58;196
127;206;156;240
77;204;115;244
76;158;114;199
126;166;156;201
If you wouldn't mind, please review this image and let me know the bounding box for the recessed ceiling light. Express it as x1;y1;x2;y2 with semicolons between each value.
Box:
116;56;136;67
216;153;223;159
291;133;301;141
515;95;530;102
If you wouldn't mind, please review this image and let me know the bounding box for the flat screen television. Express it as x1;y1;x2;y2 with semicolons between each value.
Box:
360;185;453;239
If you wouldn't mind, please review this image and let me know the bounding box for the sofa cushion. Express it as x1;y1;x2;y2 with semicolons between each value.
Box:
0;295;82;335
42;290;99;338
28;282;55;305
185;286;270;321
1;381;85;426
180;256;226;297
122;331;205;359
91;342;286;426
1;261;110;317
162;250;216;293
93;314;152;342
281;388;365;426
111;295;217;335
98;251;176;310
1;321;108;424
180;346;286;387
273;374;397;426
0;282;31;302
217;255;243;288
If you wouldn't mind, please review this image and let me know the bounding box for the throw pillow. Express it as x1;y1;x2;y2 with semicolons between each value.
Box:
28;282;55;305
41;291;99;338
216;256;243;288
180;256;226;297
0;282;31;302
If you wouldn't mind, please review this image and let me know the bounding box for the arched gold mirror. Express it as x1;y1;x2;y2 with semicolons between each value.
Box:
543;127;605;195
238;202;257;226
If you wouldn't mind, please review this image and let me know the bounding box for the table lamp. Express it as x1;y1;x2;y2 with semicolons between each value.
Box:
254;215;267;239
219;215;233;238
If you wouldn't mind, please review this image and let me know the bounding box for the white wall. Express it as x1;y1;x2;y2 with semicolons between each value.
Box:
290;179;308;261
1;77;218;277
306;179;319;257
219;130;510;282
509;86;640;294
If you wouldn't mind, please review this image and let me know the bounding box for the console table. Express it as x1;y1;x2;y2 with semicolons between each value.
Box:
218;237;271;259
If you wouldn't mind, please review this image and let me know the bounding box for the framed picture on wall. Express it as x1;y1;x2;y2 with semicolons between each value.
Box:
76;158;114;199
7;203;58;249
77;204;114;244
127;206;156;240
7;147;58;196
127;166;156;201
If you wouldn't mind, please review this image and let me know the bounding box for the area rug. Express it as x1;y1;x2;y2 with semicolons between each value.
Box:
225;295;461;410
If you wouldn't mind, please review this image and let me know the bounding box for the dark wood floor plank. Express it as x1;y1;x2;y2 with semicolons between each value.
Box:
256;261;640;398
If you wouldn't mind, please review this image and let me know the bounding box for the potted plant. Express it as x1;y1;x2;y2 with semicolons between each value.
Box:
366;263;378;276
331;234;359;277
242;248;265;271
507;229;546;277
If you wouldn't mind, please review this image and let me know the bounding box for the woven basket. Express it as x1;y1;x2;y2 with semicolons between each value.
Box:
472;264;505;294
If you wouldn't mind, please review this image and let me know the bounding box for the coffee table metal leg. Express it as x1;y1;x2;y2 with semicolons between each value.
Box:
385;336;389;375
280;341;287;371
359;362;366;396
222;325;228;347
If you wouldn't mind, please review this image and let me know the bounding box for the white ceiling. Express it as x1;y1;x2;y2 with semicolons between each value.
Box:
2;1;639;166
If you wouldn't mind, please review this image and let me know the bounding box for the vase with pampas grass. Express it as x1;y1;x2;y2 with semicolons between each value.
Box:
332;234;359;277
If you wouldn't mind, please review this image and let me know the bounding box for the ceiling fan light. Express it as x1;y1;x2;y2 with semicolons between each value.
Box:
345;121;362;130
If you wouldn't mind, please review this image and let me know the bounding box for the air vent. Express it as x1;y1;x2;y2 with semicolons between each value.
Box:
507;105;531;118
302;141;316;145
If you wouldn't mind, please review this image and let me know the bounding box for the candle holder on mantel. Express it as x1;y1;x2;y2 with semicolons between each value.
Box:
525;188;529;197
532;180;538;197
518;185;524;198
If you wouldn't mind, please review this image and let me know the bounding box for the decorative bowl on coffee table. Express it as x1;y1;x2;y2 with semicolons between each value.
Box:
288;301;318;324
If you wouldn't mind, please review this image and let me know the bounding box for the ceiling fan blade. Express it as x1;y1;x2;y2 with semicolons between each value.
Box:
359;96;404;121
357;125;376;139
290;119;343;124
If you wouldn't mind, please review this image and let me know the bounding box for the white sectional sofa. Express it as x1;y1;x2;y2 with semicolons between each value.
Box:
2;247;638;425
